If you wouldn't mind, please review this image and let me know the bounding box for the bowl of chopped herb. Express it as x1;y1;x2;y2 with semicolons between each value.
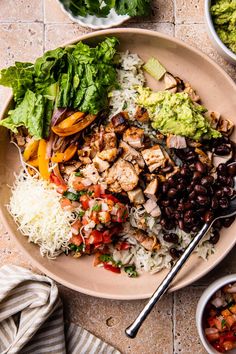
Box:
56;0;152;29
205;0;236;65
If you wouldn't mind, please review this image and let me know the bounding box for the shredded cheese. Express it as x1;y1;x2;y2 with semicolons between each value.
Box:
8;170;75;258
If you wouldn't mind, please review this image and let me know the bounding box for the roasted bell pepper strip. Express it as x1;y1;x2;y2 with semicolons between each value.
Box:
52;114;97;137
28;158;39;167
23;138;39;161
103;263;121;273
51;144;77;163
38;139;50;180
57;112;85;129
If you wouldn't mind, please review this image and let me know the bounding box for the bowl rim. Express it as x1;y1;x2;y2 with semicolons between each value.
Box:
196;274;236;354
1;28;236;299
204;0;236;61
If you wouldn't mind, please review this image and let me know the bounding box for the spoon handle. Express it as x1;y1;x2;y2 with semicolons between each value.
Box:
125;223;210;338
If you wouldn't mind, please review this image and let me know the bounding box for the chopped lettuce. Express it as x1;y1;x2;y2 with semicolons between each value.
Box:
0;37;119;139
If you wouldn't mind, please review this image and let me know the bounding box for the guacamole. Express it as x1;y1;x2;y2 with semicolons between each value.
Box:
136;87;221;141
211;0;236;54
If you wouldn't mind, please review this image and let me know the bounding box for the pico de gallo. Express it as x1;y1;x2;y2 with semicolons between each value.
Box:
54;170;137;275
204;282;236;352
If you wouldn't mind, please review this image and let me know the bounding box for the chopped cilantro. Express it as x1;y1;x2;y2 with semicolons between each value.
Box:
124;265;138;278
63;191;80;201
92;204;101;212
69;244;83;252
99;254;113;263
221;319;226;328
77;210;85;217
88;190;93;196
122;101;128;110
75;171;83;177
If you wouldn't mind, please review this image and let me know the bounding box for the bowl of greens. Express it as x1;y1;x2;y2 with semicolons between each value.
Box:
57;0;151;29
205;0;236;65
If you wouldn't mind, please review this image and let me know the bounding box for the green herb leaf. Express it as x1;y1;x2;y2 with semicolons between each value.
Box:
77;210;85;217
99;254;113;263
69;243;83;252
63;191;80;201
75;171;83;177
115;0;151;17
124;265;138;278
221;319;226;328
92;204;101;212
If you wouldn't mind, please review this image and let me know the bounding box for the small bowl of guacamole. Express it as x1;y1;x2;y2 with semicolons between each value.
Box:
205;0;236;65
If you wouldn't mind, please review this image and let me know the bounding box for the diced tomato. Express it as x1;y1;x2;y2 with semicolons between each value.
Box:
82;216;89;226
71;220;82;235
206;332;220;342
220;331;236;343
91;211;99;224
80;195;90;210
93;184;101;198
60;198;73;209
98;211;111;224
222;309;231;318
56;185;67;194
70;234;83;246
101;194;120;203
230;304;236;314
225;315;236;328
116;242;131;251
50;173;61;186
222;341;234;351
89;230;103;244
212;342;225;353
102;230;112;244
72;178;86;191
214;317;225;331
103;263;121;273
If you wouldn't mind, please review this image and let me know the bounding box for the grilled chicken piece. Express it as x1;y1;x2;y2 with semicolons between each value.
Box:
141;145;166;172
164;73;177;93
123;127;144;149
106;158;139;192
98;148;118;162
93;155;110;173
109;112;128;134
119;140;145;168
144;199;161;218
81;163;100;184
103;132;117;149
134;106;149;123
217;117;234;136
144;179;158;201
209;111;220;129
132;230;158;251
184;83;200;102
166;135;187;149
61;161;82;175
127;188;145;205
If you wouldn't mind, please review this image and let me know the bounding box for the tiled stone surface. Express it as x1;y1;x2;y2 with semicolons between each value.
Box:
0;0;43;22
1;1;236;354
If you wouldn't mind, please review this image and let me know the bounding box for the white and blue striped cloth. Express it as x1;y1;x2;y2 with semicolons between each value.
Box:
0;265;120;354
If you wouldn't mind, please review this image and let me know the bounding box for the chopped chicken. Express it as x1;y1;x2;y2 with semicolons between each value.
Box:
144;199;161;218
166;135;187;149
98;148;118;162
78;156;92;164
103;132;117;149
209;111;220;129
123;127;144;149
164;73;177;92
106;112;128;134
134;106;149;123
184;83;200;102
93;155;110;173
141;145;166;172
127;188;145;205
217;117;234;136
106;158;139;192
119;140;145;168
132;230;159;251
144;179;158;201
195;148;212;166
81;163;100;184
61;161;82;175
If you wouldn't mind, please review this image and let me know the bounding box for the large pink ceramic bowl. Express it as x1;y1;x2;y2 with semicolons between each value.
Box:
0;28;236;299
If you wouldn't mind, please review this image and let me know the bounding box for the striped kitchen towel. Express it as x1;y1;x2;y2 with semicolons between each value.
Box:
0;265;120;354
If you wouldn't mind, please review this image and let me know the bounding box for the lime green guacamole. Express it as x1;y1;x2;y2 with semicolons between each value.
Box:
211;0;236;54
136;87;221;141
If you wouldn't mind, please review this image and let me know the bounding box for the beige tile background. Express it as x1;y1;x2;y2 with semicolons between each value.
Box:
0;0;235;353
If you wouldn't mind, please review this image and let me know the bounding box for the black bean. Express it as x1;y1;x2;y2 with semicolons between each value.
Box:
168;188;178;198
161;200;170;207
215;189;224;198
219;197;229;209
204;210;214;223
193;171;202;180
226;176;234;187
195;161;206;174
211;197;219;209
217;163;227;176
169;247;183;259
208;186;214;195
162;165;174;174
167;176;175;186
214;144;231;156
178;219;184;230
222;216;235;228
164;207;173;217
218;175;228;184
163;233;179;244
172;198;178;206
209;230;220;245
184;201;192;210
201;175;214;187
177;202;185;211
227;164;236;176
222;186;234;197
189;191;196;200
162;182;169;194
177;183;184;191
213;219;222;230
196;195;210;206
174;211;182;220
194;184;207;195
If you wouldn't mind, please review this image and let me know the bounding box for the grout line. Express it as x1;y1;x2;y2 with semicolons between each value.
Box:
173;0;176;37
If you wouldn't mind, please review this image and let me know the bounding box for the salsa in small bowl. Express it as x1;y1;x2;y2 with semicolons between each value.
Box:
196;275;236;353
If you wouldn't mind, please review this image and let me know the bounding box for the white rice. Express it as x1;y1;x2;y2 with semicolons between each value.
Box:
109;51;145;118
